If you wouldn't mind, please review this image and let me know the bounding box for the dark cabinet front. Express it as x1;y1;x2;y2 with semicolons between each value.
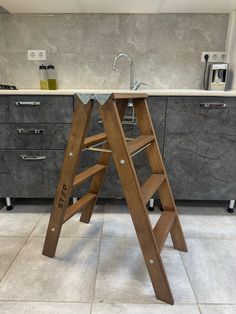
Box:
164;96;236;200
0;95;73;198
1;94;236;200
0;150;64;197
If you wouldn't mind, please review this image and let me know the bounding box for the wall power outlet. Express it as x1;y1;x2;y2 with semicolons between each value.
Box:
201;51;227;63
27;50;46;61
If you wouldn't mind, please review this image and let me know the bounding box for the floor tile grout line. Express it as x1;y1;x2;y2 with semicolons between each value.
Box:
0;298;235;305
0;209;46;283
90;204;105;314
0;299;93;304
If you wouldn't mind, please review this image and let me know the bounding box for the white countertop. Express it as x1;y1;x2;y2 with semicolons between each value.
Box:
1;89;236;97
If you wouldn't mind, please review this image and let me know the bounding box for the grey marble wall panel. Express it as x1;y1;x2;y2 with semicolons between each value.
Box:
0;16;7;83
0;15;6;52
0;13;229;89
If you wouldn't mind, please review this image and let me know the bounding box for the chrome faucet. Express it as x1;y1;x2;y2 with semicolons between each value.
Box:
112;53;148;90
132;81;149;90
112;53;134;89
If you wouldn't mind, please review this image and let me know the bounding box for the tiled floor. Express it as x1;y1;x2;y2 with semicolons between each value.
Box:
0;199;235;313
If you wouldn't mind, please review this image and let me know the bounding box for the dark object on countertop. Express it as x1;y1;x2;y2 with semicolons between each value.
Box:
203;54;209;90
0;84;17;90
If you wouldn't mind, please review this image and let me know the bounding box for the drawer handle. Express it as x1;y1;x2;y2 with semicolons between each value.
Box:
20;155;46;161
200;103;227;109
17;128;44;135
15;101;40;106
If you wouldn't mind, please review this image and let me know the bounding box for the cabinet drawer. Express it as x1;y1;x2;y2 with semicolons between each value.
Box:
0;150;64;197
167;96;236;134
0;124;70;150
9;96;73;123
0;96;9;122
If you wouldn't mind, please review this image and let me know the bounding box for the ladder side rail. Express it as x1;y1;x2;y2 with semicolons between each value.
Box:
133;98;187;252
99;96;174;305
42;96;93;258
80;99;128;223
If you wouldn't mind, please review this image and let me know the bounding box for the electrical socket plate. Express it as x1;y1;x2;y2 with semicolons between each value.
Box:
201;51;227;63
27;50;46;61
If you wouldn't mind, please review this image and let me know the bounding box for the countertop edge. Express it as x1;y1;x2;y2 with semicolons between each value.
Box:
1;89;236;97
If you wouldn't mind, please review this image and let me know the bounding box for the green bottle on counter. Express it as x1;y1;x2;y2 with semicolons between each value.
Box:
47;64;57;90
39;64;48;90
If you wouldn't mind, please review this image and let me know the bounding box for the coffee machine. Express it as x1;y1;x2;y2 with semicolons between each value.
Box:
208;63;229;91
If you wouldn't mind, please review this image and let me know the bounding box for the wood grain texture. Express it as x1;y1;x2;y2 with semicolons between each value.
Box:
99;97;174;305
127;135;155;155
153;212;176;252
80;98;128;224
134;98;187;253
73;164;106;188
141;174;166;205
63;193;96;222
42;92;187;305
112;92;147;99
83;132;107;147
42;95;93;258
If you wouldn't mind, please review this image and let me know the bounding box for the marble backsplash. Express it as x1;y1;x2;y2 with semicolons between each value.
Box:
0;13;229;89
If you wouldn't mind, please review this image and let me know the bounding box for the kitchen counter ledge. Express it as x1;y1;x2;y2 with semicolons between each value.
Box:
1;89;236;97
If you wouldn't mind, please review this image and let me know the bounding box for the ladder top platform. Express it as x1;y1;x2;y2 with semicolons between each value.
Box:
111;92;148;99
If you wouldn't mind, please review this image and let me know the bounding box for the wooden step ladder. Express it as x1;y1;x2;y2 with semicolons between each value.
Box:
42;92;187;305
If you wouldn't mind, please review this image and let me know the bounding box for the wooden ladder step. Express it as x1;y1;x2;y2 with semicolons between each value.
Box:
73;164;106;188
112;92;147;99
63;193;96;223
127;135;155;155
153;212;176;252
84;133;107;148
141;174;166;205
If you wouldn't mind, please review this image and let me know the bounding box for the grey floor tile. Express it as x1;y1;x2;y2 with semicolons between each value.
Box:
32;205;104;238
199;304;236;314
0;203;49;237
0;301;91;314
94;237;195;303
0;237;100;302
103;204;161;237
178;205;236;239
0;237;26;280
92;303;200;313
180;239;236;303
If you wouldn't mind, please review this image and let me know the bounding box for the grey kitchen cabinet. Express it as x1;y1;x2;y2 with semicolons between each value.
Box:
164;96;236;200
5;93;235;201
0;95;73;198
0;97;9;122
0;95;166;198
